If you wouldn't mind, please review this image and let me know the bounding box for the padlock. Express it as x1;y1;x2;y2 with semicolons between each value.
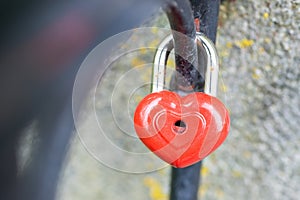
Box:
151;32;219;96
134;32;230;168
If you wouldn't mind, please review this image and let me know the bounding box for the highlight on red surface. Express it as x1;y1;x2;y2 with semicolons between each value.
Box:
134;90;230;168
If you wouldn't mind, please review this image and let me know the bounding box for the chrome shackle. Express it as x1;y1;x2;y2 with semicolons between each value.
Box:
152;32;219;97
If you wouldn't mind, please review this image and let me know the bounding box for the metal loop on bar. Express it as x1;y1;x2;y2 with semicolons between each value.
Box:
152;32;219;96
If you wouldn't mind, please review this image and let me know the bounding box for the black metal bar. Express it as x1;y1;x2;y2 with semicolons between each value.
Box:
165;0;204;92
170;162;202;200
164;0;220;200
165;0;196;38
198;0;220;44
190;0;201;19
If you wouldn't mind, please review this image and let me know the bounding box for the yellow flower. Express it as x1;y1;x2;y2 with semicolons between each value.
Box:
235;39;254;48
201;166;210;177
226;42;233;48
263;12;269;19
144;177;167;200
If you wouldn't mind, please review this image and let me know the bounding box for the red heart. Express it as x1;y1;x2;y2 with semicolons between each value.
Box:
134;90;230;168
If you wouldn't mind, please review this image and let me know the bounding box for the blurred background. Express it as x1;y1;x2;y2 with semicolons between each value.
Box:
55;0;300;200
6;0;300;200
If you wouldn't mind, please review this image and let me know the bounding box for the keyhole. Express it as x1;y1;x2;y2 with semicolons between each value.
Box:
172;120;187;134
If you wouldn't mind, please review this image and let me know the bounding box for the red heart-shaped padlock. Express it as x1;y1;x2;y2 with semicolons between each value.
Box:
134;90;230;168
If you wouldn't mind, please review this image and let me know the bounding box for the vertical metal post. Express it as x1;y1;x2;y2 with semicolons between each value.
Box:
197;0;220;44
165;0;203;92
170;162;202;200
165;0;221;200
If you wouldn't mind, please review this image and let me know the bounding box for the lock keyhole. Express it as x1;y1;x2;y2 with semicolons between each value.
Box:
172;120;187;134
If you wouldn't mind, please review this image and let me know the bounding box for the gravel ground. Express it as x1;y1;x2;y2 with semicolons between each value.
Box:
57;1;300;200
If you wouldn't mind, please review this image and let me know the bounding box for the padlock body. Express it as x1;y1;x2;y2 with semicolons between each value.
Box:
134;90;230;168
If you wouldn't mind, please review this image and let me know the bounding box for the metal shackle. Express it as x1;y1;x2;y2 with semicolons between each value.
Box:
152;32;219;96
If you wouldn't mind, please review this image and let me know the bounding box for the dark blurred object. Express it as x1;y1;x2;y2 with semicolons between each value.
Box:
0;1;162;200
220;0;236;3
